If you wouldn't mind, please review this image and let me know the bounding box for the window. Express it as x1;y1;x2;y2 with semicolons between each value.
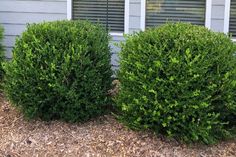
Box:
229;0;236;38
72;0;125;33
146;0;206;28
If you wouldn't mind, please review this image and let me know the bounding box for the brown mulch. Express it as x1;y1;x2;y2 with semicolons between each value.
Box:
0;94;236;157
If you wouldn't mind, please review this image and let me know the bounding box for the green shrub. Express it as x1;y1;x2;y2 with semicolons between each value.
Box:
3;20;112;122
116;23;236;144
0;25;5;81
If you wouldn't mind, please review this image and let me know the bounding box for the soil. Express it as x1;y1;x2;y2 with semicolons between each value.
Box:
0;93;236;157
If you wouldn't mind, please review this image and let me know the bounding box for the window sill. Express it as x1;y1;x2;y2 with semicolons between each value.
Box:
110;32;124;36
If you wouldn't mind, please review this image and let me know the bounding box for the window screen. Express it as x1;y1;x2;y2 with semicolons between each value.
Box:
72;0;125;32
230;0;236;38
146;0;206;27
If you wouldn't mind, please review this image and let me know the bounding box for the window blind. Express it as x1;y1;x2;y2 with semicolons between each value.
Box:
146;0;206;27
72;0;125;32
230;0;236;38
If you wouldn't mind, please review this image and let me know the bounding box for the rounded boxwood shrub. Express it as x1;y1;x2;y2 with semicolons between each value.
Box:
3;20;112;122
0;25;5;82
116;23;236;144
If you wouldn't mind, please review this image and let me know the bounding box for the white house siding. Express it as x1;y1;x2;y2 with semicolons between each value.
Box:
110;0;142;69
0;0;123;69
0;0;230;66
211;0;226;32
110;0;141;69
129;0;141;33
110;35;124;71
0;0;67;58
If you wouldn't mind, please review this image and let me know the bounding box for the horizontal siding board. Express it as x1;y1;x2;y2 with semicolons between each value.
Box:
210;0;225;32
129;0;141;33
111;35;125;41
129;16;140;28
130;3;141;16
110;43;121;54
0;0;67;58
0;0;124;65
111;66;119;72
0;1;66;14
212;0;225;5
4;48;13;59
211;19;224;32
211;5;225;19
110;35;124;67
130;0;140;3
111;53;119;66
0;12;66;24
2;24;26;36
110;36;124;54
3;35;17;47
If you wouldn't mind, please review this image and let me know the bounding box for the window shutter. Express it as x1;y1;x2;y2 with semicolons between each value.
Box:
146;0;206;27
230;1;236;38
72;0;125;32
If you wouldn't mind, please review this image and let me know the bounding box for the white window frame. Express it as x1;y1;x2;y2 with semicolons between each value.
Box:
224;0;231;34
141;0;212;31
67;0;129;36
224;0;236;41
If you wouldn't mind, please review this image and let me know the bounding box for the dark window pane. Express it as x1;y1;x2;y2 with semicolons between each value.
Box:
73;0;125;32
230;0;236;38
146;0;206;27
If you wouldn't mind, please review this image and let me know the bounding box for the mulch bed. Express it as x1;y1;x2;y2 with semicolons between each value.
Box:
0;94;235;157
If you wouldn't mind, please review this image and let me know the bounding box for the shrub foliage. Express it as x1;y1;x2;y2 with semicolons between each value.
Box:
4;20;112;122
116;23;236;144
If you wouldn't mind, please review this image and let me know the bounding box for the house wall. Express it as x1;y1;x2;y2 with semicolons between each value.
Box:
0;0;124;68
0;0;230;66
129;0;141;33
111;0;141;69
211;0;226;32
112;0;230;68
0;0;67;58
110;35;124;70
